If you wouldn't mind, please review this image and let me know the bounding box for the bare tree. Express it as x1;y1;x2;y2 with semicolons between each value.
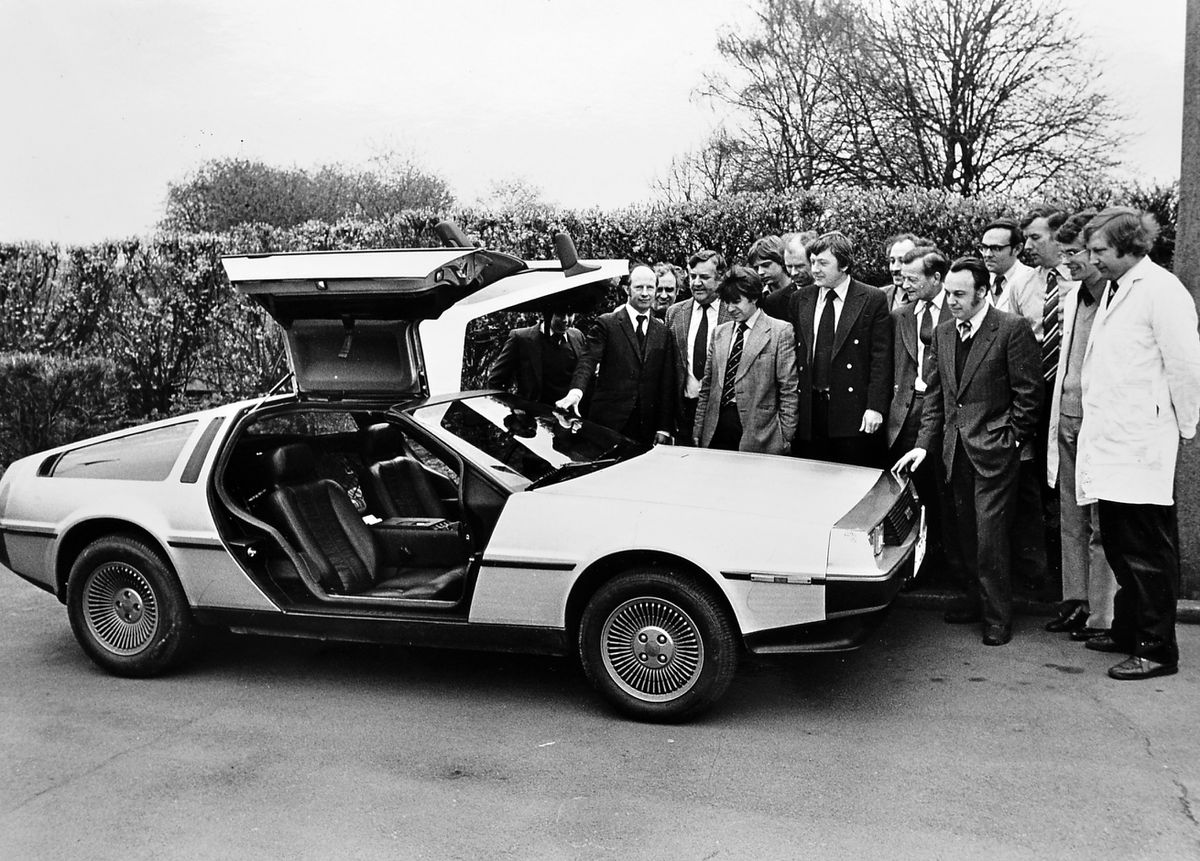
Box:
697;0;1122;196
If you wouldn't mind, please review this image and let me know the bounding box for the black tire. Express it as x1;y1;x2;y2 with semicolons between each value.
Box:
66;535;197;677
578;569;738;723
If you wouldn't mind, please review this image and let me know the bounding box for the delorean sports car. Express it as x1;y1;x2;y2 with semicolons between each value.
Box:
0;227;923;722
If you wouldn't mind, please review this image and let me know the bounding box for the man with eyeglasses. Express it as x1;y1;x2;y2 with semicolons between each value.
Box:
762;231;815;321
978;219;1034;307
1041;210;1117;643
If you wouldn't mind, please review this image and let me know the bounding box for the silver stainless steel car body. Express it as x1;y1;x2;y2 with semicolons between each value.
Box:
0;233;923;721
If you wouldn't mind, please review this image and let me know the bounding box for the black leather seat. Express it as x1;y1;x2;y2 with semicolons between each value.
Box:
361;423;457;520
261;443;464;600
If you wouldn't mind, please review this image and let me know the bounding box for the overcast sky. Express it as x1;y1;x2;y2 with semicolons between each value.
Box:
0;0;1188;244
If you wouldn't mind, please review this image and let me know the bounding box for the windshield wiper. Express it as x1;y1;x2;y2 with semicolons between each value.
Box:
527;458;620;490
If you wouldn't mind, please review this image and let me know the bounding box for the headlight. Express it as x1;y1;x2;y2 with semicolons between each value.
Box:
869;524;884;556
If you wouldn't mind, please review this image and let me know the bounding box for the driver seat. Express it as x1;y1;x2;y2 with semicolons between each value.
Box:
261;443;464;600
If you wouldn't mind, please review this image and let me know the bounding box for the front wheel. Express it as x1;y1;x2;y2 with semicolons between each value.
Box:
66;535;197;677
578;570;738;722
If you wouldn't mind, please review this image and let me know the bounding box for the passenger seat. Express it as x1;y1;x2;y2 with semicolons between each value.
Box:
361;423;458;520
261;443;464;600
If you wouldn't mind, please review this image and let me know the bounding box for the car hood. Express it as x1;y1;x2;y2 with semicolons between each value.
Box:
535;446;882;528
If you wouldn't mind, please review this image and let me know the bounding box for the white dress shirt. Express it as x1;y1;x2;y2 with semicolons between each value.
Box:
684;298;719;398
812;275;851;356
914;290;945;392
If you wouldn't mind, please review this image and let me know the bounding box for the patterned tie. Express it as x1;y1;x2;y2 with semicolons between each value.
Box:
919;302;934;384
692;303;711;380
636;314;647;354
813;289;836;391
1041;269;1060;381
721;322;747;406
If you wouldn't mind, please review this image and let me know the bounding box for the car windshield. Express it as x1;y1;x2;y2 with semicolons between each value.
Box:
407;394;649;490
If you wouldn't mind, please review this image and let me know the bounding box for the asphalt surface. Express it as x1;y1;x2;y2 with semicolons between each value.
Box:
2;568;1198;861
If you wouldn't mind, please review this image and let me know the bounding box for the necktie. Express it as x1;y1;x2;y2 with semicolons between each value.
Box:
692;303;711;380
993;274;1005;299
955;320;973;379
919;302;934;383
813;289;836;391
636;314;647;353
721;322;747;406
1106;280;1119;308
1041;269;1060;381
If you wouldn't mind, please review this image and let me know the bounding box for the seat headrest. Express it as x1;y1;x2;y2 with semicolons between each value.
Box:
268;444;316;486
363;423;407;463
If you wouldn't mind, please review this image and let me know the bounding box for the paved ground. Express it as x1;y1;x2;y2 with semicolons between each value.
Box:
2;568;1198;861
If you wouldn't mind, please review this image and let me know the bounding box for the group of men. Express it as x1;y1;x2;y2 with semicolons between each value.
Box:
486;208;1200;681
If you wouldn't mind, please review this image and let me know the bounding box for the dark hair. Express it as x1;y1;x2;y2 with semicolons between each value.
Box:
807;231;855;271
653;262;685;288
1054;210;1098;246
687;248;726;271
1082;207;1159;257
884;232;922;254
718;265;764;305
981;219;1023;249
747;235;784;267
948;256;991;293
1019;204;1069;233
901;246;949;279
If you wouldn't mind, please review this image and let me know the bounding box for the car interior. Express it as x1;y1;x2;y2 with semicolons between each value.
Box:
216;407;501;609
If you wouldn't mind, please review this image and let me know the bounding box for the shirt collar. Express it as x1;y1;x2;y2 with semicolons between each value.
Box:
962;302;989;335
914;290;945;315
693;297;717;313
741;308;761;331
822;274;850;302
624;303;649;327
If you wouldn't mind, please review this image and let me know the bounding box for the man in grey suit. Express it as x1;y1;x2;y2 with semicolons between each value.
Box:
886;246;959;582
486;312;585;406
894;256;1042;646
666;249;732;444
694;267;799;454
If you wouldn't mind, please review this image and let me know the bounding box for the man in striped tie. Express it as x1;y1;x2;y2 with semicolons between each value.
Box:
1001;204;1072;599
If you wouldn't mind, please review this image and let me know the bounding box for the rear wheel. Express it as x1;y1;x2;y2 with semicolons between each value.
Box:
578;569;738;723
66;535;196;677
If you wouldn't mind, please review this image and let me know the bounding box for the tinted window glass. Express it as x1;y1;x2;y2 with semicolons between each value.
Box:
53;422;198;481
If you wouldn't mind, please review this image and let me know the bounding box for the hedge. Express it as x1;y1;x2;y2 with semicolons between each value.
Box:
0;183;1179;467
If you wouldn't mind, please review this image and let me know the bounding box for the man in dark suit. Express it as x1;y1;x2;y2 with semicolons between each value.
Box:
885;246;960;583
666;249;731;444
762;231;815;321
557;264;677;444
694;266;799;454
882;232;921;313
894;256;1042;646
789;231;892;467
486;312;585;406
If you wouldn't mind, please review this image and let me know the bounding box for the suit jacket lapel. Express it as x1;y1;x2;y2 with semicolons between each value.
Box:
900;308;918;365
797;289;817;361
671;302;691;350
958;309;998;391
938;322;961;394
832;282;866;357
737;314;770;381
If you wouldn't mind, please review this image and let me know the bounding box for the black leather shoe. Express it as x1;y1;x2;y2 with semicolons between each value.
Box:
1045;603;1088;633
1085;635;1127;653
1070;627;1108;642
940;606;979;628
1107;656;1178;681
983;625;1012;646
